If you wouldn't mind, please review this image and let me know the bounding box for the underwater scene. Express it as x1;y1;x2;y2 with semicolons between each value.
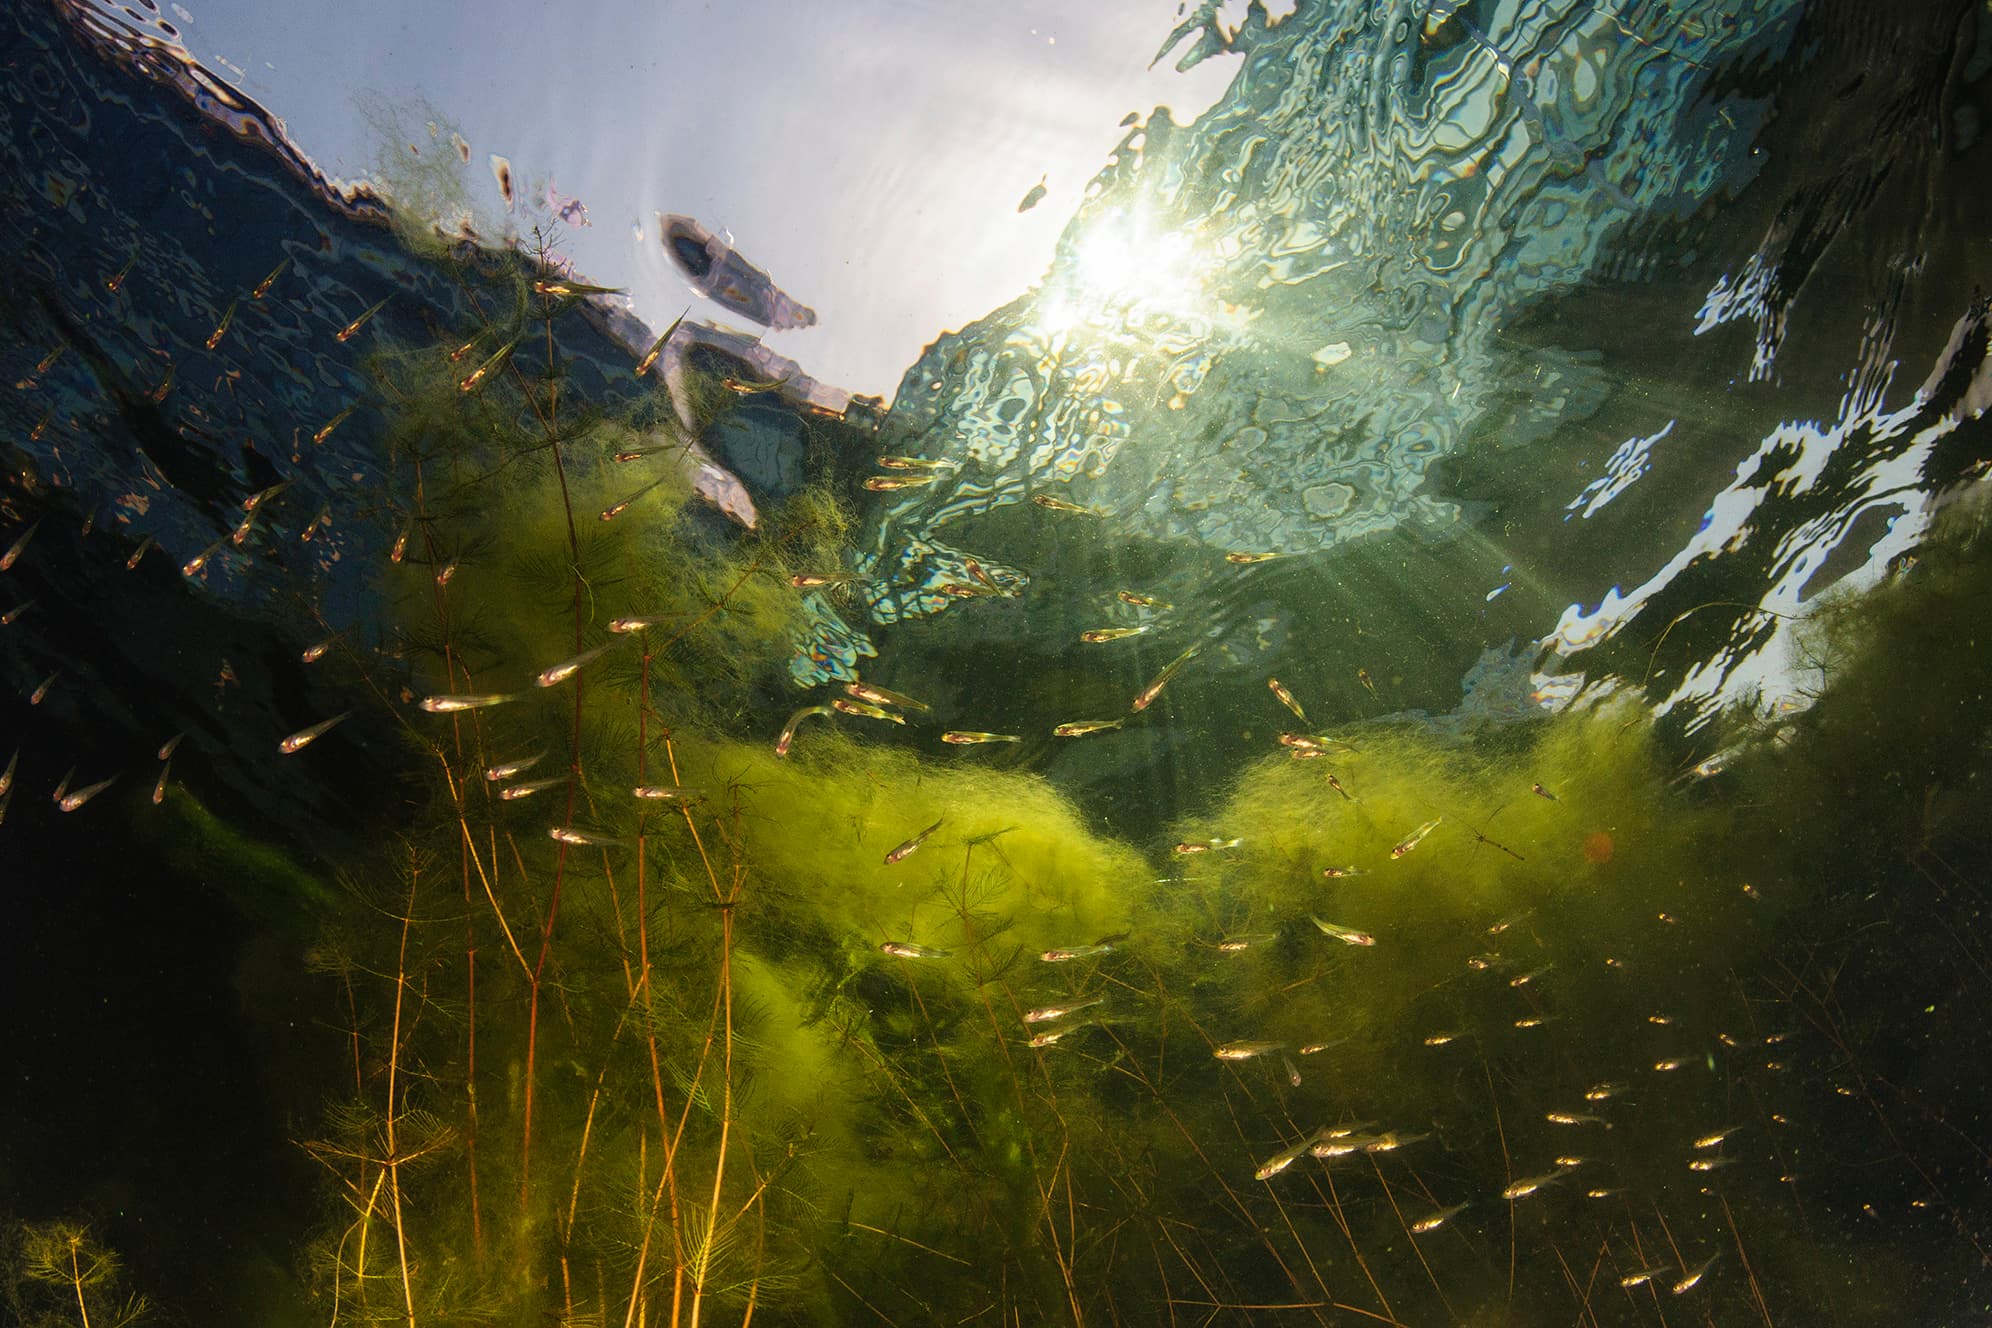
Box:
3;0;1991;1324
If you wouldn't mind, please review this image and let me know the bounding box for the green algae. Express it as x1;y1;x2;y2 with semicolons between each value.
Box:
252;229;1992;1328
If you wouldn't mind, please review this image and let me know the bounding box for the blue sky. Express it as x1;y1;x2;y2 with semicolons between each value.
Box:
168;0;1243;399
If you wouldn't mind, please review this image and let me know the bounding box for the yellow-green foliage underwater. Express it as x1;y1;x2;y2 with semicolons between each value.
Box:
231;243;1992;1328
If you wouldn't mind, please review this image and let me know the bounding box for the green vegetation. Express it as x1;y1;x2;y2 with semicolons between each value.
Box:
239;204;1992;1328
2;1221;150;1328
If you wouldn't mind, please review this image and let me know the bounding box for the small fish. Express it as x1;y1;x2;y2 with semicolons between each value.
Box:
126;535;157;570
1;601;32;626
299;508;330;543
251;255;290;299
483;754;544;782
1687;1156;1735;1173
1;521;40;571
1174;838;1241;855
1214;1040;1284;1061
1223;551;1283;565
940;730;1022;746
1652;1056;1691;1072
1267;678;1308;723
776;705;836;757
884;817;944;865
1132;643;1200;712
500;776;564;800
1648;1013;1673;1025
280;711;353;754
389;528;409;563
1619;1265;1670;1289
846;680;930;712
632;784;704;802
1423;1032;1458;1047
875;455;960;471
1310;917;1375;946
1053;718;1125;737
0;748;16;798
1118;590;1171;610
1390;816;1443;859
419;693;517;713
863;474;940;491
204;298;238;351
1080;626;1151;643
29;671;57;705
1254;1133;1318;1181
434;560;458;587
1584;1082;1627;1102
1041;934;1127;962
1410;1202;1468;1234
245;478;298;516
1508;964;1552;987
311;405;357;446
633;309;688;376
1357;668;1378;698
880;941;953;960
1671;1254;1718;1294
301;639;335;664
532;278;626;298
1283;1055;1302;1087
791;572;859;588
1030;494;1105;515
1025;996;1106;1023
550;826;627;847
1513;1016;1552;1029
152;762;169;806
335;295;392;344
964;559;1006;595
721;372;793;394
1288;746;1327;761
34;344;66;375
1587;1187;1623;1200
1545;1111;1603;1126
1325;773;1354;802
1320;865;1363;879
1216;932;1279;953
600;477;669;522
608;613;676;633
1466;953;1499;970
536;643;614;687
157;732;185;762
58;774;118;813
106;250;139;293
1531;781;1557;800
1366;1131;1426;1153
1488;909;1531;935
1297;1041;1339;1056
1028;1024;1084;1047
1693;1126;1742;1150
449;332;490;365
458;334;520;393
832;698;907;725
1501;1168;1571;1201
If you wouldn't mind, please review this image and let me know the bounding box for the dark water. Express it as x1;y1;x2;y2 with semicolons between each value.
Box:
3;1;1991;1324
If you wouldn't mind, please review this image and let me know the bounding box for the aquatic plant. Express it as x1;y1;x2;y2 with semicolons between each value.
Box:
1;1220;150;1328
256;207;1992;1327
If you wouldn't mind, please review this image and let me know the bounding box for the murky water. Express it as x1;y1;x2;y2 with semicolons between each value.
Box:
3;1;1990;1324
